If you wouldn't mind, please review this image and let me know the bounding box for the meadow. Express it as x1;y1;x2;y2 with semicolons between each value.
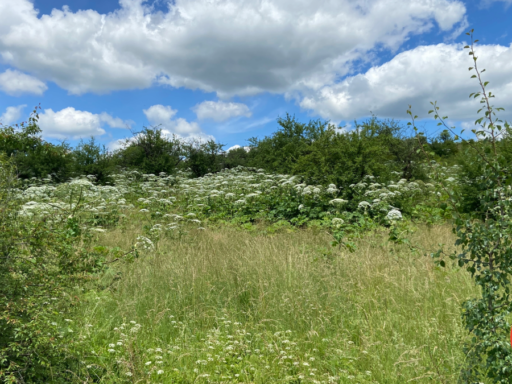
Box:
1;165;484;383
2;33;511;383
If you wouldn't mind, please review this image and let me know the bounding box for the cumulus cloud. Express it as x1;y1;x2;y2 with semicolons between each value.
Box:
0;104;26;126
226;144;250;152
99;112;134;129
299;43;512;123
0;0;466;97
38;107;132;139
143;104;213;140
193;101;252;122
0;69;47;96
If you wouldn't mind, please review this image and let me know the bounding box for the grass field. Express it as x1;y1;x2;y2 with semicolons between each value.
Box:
73;223;478;383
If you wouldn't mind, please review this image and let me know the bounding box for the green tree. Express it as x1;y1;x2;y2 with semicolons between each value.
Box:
0;105;72;181
185;139;225;177
71;137;116;184
115;126;186;175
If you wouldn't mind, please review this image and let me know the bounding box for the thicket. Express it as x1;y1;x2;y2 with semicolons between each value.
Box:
0;155;104;382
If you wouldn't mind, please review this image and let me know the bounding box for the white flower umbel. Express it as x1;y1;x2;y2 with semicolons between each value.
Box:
135;236;155;251
329;198;347;206
386;209;402;221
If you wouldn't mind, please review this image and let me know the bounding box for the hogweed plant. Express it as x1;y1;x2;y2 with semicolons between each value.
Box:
408;29;512;382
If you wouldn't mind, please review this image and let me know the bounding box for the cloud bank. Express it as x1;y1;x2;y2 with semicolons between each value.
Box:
300;43;512;122
0;0;467;98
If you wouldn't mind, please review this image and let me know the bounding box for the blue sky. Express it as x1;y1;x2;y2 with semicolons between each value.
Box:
0;0;511;151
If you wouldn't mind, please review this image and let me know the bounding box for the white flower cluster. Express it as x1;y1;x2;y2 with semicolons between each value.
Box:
386;209;402;221
135;236;155;251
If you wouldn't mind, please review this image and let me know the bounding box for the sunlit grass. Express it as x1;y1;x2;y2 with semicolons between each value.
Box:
76;223;478;383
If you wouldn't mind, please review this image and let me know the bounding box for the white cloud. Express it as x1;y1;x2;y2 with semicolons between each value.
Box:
226;144;250;152
99;112;133;129
143;104;213;140
193;101;251;122
0;0;466;97
108;137;132;152
299;43;512;123
0;69;47;96
0;104;26;126
38;107;131;139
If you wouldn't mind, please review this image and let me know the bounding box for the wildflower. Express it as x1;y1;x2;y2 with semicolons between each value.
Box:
145;361;152;366
358;201;371;210
329;198;347;205
157;370;164;375
135;236;154;250
386;209;402;221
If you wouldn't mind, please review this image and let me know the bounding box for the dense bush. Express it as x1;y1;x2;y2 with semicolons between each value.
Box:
0;157;117;382
72;137;117;184
0;105;72;182
411;30;512;383
245;114;429;188
114;126;186;176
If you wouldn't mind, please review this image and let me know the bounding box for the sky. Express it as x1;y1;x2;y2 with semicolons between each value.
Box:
0;0;511;151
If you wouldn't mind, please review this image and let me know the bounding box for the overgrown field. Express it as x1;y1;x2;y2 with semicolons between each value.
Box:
81;224;476;383
1;165;485;383
2;33;511;383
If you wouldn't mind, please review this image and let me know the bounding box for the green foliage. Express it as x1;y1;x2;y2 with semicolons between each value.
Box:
410;30;512;383
186;139;225;178
430;130;459;159
0;105;72;182
222;146;250;169
0;157;110;382
115;126;186;175
71;137;116;184
246;114;427;188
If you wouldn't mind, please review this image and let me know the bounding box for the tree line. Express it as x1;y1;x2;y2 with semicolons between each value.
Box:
3;104;511;214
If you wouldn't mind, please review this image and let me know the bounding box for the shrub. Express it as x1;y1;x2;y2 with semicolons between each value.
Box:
410;30;512;382
0;105;72;182
0;156;105;382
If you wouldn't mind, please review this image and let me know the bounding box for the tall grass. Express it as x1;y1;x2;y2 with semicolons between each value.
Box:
75;223;478;383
